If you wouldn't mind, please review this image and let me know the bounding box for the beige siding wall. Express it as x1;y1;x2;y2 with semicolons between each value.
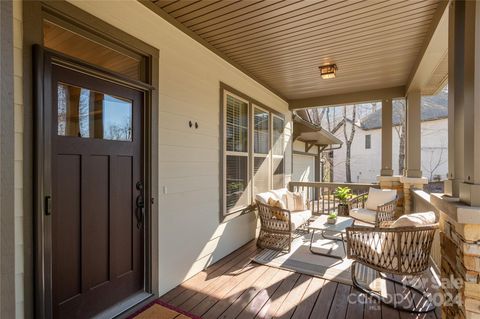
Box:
13;0;24;318
53;0;291;296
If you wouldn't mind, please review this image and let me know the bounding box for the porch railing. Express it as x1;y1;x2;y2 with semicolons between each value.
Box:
288;181;378;215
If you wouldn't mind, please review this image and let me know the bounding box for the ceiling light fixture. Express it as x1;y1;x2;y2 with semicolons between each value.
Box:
319;64;337;79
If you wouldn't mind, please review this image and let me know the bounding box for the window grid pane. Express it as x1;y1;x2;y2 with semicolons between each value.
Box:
254;156;269;195
272;157;284;189
273;117;284;156
226;155;249;211
226;95;249;152
254;108;269;154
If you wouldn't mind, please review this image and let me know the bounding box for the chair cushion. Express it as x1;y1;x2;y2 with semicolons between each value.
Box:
365;188;397;211
255;191;272;205
390;211;436;228
290;210;312;230
269;188;289;200
350;208;377;224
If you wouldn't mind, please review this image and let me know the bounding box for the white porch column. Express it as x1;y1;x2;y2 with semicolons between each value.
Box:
444;0;465;197
405;90;422;178
458;0;480;206
380;98;393;176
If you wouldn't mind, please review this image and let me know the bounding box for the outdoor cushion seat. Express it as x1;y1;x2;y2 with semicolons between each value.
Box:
290;209;312;230
390;211;436;228
256;188;312;252
348;187;398;226
349;208;377;224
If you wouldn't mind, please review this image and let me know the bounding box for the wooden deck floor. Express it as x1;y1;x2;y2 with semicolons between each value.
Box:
159;241;441;319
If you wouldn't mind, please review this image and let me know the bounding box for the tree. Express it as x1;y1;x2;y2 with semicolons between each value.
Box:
393;100;406;175
343;105;357;182
422;145;447;181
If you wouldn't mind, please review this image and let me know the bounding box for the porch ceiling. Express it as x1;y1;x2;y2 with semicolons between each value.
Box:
148;0;442;101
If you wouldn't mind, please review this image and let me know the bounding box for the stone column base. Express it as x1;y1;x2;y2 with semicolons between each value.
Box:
400;176;428;214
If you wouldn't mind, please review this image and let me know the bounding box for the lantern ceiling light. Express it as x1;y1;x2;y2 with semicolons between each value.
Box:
319;64;337;79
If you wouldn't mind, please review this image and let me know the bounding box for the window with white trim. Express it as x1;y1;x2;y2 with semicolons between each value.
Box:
225;93;250;213
222;89;285;216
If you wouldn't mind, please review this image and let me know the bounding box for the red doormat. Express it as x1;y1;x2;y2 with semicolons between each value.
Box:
129;299;202;319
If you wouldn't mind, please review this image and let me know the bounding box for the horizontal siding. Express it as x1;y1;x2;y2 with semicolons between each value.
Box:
68;0;290;297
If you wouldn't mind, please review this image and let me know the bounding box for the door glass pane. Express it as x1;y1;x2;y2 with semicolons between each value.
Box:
226;155;248;211
57;82;132;141
254;108;269;154
226;94;248;152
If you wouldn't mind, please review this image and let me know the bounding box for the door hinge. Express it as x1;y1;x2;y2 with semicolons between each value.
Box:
44;196;52;216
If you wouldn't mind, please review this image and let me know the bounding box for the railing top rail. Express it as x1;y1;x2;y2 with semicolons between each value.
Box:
289;181;378;188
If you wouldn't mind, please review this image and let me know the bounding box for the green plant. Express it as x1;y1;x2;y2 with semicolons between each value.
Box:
328;212;337;219
334;186;352;205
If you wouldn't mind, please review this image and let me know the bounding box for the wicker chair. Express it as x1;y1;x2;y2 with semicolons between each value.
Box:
256;201;293;252
255;189;312;252
346;222;438;313
348;189;397;227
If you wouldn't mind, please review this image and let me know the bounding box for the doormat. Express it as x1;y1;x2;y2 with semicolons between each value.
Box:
130;300;202;319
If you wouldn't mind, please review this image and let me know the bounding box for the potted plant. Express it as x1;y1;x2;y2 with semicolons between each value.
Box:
327;212;337;224
334;186;352;216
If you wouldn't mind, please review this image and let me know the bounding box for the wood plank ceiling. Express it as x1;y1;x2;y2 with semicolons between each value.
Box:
150;0;442;101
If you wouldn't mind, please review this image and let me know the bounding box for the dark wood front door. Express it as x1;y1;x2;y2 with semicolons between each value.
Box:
50;63;145;319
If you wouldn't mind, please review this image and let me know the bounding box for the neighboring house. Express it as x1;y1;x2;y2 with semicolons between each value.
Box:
331;94;448;183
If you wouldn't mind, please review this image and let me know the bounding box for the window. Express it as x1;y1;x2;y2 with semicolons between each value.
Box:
365;134;371;149
225;93;250;213
222;88;285;216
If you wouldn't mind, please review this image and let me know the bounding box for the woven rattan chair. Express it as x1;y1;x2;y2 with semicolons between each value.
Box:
256;200;311;253
346;223;438;313
348;192;397;227
256;201;293;252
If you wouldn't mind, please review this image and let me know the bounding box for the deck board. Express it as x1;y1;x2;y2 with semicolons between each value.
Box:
158;240;441;319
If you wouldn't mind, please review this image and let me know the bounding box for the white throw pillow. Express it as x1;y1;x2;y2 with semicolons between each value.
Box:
365;187;397;211
285;191;295;211
390;211;436;228
292;192;307;211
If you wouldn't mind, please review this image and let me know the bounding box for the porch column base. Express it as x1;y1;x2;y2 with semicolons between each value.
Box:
459;183;480;207
444;178;461;197
380;168;394;176
400;176;428;214
430;194;480;319
405;169;423;179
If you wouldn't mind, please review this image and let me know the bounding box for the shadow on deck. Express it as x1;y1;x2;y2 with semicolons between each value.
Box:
158;240;442;319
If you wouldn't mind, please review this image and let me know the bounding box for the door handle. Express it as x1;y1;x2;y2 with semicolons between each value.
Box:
135;181;144;229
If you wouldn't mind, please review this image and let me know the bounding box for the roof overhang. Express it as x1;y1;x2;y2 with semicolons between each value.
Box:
293;114;343;148
406;0;449;95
